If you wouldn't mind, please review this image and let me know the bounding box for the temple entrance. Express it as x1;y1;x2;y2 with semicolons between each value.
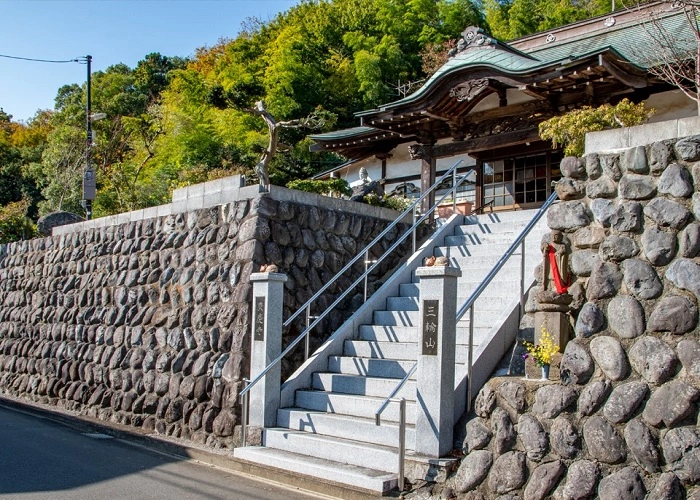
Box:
476;148;562;211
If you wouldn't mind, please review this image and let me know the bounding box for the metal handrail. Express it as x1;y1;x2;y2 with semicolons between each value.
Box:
238;161;471;403
375;363;417;424
375;363;416;493
472;199;495;215
284;159;466;329
456;190;559;410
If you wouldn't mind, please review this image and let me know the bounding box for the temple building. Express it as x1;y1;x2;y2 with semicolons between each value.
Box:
309;1;697;212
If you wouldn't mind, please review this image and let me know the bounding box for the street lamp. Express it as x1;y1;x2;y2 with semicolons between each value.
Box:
82;55;95;220
81;55;106;221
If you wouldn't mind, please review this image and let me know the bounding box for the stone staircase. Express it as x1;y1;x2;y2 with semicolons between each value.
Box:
234;209;549;495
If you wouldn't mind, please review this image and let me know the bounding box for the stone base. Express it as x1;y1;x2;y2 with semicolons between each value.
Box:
405;453;459;483
525;353;562;382
535;311;570;352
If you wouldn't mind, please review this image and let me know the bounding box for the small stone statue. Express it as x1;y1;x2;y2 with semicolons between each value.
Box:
359;167;370;184
542;230;570;294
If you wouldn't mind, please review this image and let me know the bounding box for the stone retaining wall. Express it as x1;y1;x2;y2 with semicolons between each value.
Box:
436;134;700;499
0;191;413;448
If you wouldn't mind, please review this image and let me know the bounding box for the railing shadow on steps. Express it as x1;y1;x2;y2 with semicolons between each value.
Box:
239;160;476;446
373;190;559;486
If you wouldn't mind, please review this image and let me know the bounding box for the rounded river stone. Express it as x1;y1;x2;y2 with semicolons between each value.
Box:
560;341;594;385
602;381;648;423
523;460;565;500
465;418;492;452
666;259;700;301
582;416;626;464
532;385;577;418
658;163;694;198
607;295;645;339
547;201;592;232
643;380;700;428
678;338;700;380
586;261;622;300
647;472;683;500
491;407;516;455
590;198;616;227
649;295;698;334
624;418;660;473
574;302;605;338
454;450;492;493
621;258;663;300
597;467;646;500
498;381;525;412
619;173;656;200
610;201;643;233
517;414;548;461
599;235;639;261
586;154;602;179
642;225;678;266
487;451;527;495
550;415;580;459
629;336;678;384
590;336;629;380
559;460;599;500
644;197;691;229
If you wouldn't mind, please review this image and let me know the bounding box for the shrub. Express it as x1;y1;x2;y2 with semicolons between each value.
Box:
539;99;654;156
286;178;352;198
0;199;35;243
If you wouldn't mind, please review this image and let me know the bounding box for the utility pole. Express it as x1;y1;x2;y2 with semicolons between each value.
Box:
82;54;96;220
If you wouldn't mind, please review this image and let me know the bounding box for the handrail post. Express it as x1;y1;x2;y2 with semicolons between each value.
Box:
520;238;526;319
241;379;249;447
397;397;406;492
248;271;287;429
412;205;418;253
467;305;474;413
364;249;370;301
452;168;457;214
305;305;311;360
415;264;461;457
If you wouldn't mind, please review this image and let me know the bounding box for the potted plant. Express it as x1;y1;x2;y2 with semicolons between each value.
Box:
437;199;473;218
522;326;560;380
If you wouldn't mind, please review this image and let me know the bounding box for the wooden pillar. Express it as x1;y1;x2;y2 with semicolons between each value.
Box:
376;153;392;182
475;160;484;212
409;143;436;218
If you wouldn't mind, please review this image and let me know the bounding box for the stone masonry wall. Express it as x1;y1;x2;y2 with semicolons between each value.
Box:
0;193;412;449
432;135;700;499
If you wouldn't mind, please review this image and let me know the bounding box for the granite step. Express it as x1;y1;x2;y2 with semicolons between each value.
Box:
233;446;398;494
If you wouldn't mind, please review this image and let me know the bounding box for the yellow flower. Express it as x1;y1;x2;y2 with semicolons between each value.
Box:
522;325;559;367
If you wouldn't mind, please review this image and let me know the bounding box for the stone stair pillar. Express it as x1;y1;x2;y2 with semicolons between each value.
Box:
249;271;287;428
415;265;461;457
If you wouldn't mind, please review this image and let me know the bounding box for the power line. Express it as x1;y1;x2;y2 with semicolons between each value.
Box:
0;53;82;64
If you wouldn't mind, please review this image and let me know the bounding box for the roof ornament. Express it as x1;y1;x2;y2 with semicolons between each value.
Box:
546;33;556;43
604;16;616;27
449;78;490;102
448;27;495;57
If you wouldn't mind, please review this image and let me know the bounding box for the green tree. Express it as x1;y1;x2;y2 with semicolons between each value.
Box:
0;198;35;243
484;0;612;40
539;99;654;156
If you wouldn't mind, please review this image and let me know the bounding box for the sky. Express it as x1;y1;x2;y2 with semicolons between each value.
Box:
0;0;301;122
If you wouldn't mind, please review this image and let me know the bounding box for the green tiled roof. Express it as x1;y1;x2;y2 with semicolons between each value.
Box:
529;10;690;66
308;126;378;141
377;7;692;111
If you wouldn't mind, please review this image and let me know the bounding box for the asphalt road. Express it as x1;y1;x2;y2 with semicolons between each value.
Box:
0;405;325;500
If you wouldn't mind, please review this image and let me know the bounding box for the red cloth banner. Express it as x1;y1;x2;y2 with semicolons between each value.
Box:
548;244;569;294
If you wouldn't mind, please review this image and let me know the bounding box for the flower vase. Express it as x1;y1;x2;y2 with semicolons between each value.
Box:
541;364;550;380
